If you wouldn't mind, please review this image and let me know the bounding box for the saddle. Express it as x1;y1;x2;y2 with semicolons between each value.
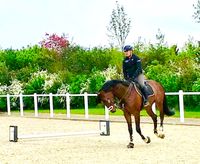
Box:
118;80;154;109
133;81;154;98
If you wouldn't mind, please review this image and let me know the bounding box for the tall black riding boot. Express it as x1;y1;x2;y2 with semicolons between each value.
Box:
141;86;150;107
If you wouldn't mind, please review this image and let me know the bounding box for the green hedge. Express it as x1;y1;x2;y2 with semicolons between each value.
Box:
0;42;199;111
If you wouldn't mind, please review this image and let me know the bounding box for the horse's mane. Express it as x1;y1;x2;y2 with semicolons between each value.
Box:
100;80;130;92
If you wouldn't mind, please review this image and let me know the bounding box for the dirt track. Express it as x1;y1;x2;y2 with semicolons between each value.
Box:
0;116;200;164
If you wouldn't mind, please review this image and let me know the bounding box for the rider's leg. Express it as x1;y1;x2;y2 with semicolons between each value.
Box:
141;86;150;107
135;74;149;107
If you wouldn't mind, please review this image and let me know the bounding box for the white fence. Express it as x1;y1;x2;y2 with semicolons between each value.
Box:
0;90;199;123
165;91;200;122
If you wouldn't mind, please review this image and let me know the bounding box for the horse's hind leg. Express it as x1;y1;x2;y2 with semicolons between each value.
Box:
134;112;151;144
156;102;165;139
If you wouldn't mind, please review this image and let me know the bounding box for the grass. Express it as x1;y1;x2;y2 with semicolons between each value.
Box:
10;107;200;118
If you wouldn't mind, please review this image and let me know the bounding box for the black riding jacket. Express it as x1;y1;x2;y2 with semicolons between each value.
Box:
122;54;143;80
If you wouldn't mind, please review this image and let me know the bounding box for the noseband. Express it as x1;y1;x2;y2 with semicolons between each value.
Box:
105;98;115;112
107;105;114;111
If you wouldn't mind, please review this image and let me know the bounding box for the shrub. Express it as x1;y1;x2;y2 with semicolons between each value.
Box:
24;70;66;109
191;78;200;108
68;74;88;108
63;46;113;75
146;64;179;108
0;80;24;111
0;84;8;111
0;62;11;85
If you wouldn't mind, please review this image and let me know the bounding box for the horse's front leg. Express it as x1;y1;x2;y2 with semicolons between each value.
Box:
134;112;151;144
124;111;134;148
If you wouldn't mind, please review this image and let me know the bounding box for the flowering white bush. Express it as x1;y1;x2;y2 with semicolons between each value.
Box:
79;65;122;93
57;83;69;94
0;84;7;94
7;79;24;95
80;79;90;93
29;70;62;92
0;80;23;95
100;65;122;81
57;83;70;103
44;73;60;91
3;80;24;108
27;70;67;105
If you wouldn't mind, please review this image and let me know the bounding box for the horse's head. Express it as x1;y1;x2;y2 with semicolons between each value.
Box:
97;90;116;113
97;80;129;113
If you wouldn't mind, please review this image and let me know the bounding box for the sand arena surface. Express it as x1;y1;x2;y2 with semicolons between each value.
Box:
0;116;200;164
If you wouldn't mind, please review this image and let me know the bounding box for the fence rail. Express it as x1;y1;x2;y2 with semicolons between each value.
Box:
0;90;199;123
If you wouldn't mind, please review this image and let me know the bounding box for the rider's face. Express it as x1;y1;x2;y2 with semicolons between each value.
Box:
124;50;132;58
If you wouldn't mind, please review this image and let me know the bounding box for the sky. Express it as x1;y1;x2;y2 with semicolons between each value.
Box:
0;0;199;49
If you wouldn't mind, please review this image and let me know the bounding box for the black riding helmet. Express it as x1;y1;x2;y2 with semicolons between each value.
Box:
123;45;133;52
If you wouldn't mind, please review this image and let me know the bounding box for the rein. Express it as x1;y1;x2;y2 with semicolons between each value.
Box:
118;83;133;104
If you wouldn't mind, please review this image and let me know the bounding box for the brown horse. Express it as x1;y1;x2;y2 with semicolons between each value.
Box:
97;79;175;148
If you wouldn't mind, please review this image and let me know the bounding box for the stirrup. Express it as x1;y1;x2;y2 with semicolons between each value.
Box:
119;103;125;109
143;100;150;107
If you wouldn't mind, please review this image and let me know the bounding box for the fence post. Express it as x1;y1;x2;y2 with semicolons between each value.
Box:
19;93;24;116
66;93;70;118
84;92;89;119
7;94;11;116
105;106;109;120
34;93;38;117
179;90;184;123
49;93;54;118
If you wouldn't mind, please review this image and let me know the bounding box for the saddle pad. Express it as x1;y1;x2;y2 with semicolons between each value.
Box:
146;82;154;96
133;82;154;98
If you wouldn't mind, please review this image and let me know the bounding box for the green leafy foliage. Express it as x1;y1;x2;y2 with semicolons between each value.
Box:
68;74;88;108
0;35;199;110
63;46;113;75
191;78;200;107
146;64;179;107
0;62;11;85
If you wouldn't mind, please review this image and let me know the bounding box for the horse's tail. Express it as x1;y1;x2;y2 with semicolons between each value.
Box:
163;95;175;116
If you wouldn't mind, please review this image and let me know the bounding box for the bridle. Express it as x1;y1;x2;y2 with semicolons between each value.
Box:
105;82;133;111
118;82;133;104
105;98;115;111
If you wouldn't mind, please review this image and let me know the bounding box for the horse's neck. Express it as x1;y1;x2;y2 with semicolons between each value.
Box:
113;85;130;99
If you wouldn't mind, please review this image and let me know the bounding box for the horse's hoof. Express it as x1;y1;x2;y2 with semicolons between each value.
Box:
159;133;165;139
144;136;151;144
127;142;134;148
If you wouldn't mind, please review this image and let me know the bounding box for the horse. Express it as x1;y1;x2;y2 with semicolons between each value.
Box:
97;79;175;148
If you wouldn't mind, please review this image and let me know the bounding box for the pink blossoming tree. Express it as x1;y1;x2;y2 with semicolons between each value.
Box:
40;33;69;53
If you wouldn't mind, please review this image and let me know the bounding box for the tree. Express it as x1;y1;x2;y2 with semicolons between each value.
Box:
107;1;131;50
39;33;69;53
193;0;200;23
155;28;166;46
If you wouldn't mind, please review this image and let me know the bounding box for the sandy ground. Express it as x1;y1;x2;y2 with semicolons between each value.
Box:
0;116;200;164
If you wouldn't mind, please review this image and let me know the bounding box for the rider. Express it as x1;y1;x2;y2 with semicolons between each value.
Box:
122;45;150;107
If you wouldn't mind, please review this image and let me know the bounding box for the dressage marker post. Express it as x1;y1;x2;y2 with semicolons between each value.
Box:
9;120;110;142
